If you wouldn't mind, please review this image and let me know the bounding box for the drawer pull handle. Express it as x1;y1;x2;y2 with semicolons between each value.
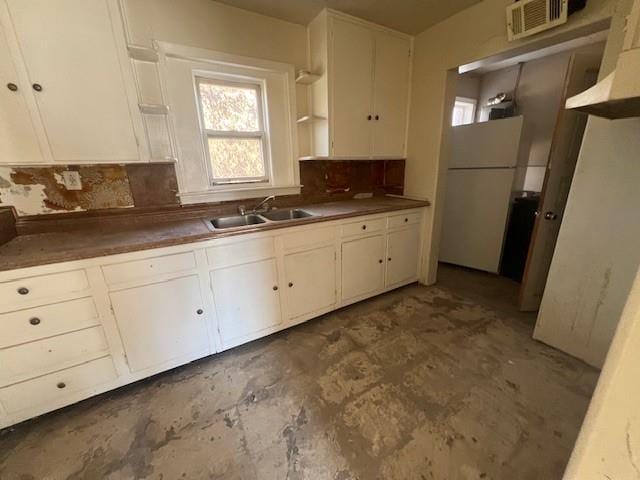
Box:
273;286;278;291
29;317;41;326
196;309;203;315
361;225;367;230
57;382;66;389
404;218;409;222
288;282;294;288
378;259;383;264
17;287;29;295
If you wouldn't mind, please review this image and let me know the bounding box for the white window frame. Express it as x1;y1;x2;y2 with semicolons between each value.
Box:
157;42;300;204
452;97;477;126
195;76;271;185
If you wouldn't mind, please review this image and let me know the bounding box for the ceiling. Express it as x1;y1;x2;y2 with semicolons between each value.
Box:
214;0;484;35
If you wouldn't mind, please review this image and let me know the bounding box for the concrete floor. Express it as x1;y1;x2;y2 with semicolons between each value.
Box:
0;265;599;480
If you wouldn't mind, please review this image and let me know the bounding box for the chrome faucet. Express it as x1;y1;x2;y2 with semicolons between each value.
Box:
238;195;276;215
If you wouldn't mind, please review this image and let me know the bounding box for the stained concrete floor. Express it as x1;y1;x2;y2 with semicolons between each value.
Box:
0;265;599;480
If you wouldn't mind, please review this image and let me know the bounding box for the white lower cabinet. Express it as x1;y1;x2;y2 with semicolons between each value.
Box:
386;226;421;286
109;275;210;373
0;207;425;428
283;245;337;321
211;258;282;349
342;234;386;301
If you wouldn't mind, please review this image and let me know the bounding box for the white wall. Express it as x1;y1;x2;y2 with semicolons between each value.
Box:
562;268;640;479
120;0;310;157
405;0;616;284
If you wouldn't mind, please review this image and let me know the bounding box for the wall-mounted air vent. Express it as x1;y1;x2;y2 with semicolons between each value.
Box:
507;0;568;41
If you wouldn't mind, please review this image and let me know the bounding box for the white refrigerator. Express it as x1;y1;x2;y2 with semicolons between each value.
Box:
439;116;524;273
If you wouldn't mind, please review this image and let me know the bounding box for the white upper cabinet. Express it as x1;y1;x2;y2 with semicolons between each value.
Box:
331;19;375;157
0;0;145;164
0;24;43;164
306;11;412;159
371;31;411;158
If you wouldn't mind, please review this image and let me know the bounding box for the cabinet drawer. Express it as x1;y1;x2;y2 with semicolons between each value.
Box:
0;326;109;387
0;270;89;312
280;226;337;252
0;356;117;414
102;252;196;286
0;297;99;349
207;238;275;269
388;211;422;229
341;217;385;237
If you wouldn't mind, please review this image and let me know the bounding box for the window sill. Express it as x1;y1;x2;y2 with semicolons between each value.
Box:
178;184;302;204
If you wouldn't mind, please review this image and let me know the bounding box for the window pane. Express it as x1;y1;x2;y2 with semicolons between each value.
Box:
208;137;265;179
199;82;260;132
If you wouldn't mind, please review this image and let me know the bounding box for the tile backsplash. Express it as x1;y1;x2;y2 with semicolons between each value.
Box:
0;160;404;216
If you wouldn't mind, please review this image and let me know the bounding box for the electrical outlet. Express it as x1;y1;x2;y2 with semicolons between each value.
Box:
61;171;82;191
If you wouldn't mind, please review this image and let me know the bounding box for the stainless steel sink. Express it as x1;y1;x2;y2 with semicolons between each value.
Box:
210;214;266;230
261;209;315;221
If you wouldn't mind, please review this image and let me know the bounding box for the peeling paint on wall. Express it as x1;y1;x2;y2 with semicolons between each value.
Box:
0;164;182;216
0;166;134;216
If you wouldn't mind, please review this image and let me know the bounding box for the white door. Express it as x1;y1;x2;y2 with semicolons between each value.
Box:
283;245;336;321
386;226;420;286
371;31;410;157
0;24;42;164
342;235;385;301
331;18;374;157
520;53;602;311
211;259;282;348
110;275;210;373
5;0;140;163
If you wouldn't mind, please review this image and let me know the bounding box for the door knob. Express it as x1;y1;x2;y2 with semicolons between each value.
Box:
544;211;558;220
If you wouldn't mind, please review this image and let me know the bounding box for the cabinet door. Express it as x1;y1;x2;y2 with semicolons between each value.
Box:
0;25;43;164
342;235;385;301
372;31;410;157
6;0;140;162
211;259;282;349
331;18;374;157
283;245;336;321
386;226;421;286
110;275;210;373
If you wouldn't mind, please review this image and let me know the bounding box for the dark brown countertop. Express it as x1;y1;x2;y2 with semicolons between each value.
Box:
0;197;429;272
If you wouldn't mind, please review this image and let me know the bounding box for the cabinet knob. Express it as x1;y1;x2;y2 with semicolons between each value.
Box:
29;317;41;326
375;115;379;120
32;83;43;92
388;257;392;262
57;382;66;389
17;287;29;295
361;225;367;230
404;218;409;222
367;115;372;121
196;309;203;315
273;285;278;291
378;259;383;264
288;282;293;288
7;83;18;92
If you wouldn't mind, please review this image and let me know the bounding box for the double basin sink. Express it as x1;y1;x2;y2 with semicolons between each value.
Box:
211;209;315;230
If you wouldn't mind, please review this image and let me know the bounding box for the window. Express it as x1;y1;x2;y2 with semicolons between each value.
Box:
196;77;269;184
452;97;477;126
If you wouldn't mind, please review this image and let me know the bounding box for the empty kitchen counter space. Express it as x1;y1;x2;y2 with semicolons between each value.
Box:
0;197;428;272
0;265;598;479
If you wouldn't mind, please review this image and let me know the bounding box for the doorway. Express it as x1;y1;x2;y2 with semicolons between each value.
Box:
438;37;606;314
